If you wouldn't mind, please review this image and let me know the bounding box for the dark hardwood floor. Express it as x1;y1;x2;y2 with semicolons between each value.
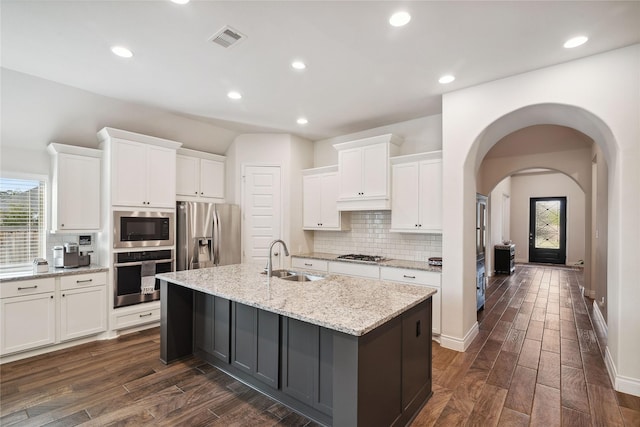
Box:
1;264;639;426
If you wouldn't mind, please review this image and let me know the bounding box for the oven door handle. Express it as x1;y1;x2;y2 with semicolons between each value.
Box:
114;260;173;268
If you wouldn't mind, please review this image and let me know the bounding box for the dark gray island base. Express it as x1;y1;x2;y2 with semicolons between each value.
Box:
159;266;434;427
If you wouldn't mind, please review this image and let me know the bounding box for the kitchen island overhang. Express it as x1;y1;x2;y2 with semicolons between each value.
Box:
157;264;437;427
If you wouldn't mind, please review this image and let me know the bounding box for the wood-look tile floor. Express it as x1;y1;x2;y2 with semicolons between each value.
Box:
1;265;639;426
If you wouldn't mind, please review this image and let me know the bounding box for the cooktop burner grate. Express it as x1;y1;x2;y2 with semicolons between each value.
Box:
336;254;386;263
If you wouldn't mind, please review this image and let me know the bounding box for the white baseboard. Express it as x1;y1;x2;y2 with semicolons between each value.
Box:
439;322;479;352
592;300;608;336
604;347;640;397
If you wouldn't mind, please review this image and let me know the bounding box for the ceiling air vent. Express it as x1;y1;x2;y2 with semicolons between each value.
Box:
209;26;246;48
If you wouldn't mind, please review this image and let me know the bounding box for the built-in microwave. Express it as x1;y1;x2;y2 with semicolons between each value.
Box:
113;211;174;248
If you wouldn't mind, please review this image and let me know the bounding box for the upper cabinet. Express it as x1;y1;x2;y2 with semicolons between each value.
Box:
176;148;225;202
47;143;101;232
390;151;442;233
334;134;401;211
302;166;350;231
98;127;182;209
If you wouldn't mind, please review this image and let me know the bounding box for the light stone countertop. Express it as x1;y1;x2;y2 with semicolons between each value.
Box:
292;252;443;273
156;263;437;337
0;264;108;282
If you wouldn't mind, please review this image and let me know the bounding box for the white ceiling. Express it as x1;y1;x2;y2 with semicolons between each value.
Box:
2;1;639;141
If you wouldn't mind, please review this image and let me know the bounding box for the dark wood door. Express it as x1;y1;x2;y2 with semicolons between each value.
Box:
529;197;567;264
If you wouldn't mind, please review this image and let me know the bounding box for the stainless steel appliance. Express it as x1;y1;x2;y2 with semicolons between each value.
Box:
113;210;174;249
113;249;173;308
335;254;386;263
176;202;241;271
476;194;488;311
63;242;79;268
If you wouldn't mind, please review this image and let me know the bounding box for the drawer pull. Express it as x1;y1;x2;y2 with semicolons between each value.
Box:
403;275;416;279
18;285;38;290
139;313;153;318
304;263;313;266
76;279;93;284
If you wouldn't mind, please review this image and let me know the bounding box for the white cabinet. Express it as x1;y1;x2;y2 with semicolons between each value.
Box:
47;143;101;232
390;152;443;233
380;267;441;335
328;261;379;279
334;134;401;211
111;302;161;331
176;148;225;201
291;257;329;272
111;140;177;208
302;166;349;230
0;278;56;355
59;272;107;341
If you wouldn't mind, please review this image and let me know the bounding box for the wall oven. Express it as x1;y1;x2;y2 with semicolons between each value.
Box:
113;249;173;308
113;211;174;248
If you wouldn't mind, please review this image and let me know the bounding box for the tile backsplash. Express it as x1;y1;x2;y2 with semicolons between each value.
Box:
313;211;442;262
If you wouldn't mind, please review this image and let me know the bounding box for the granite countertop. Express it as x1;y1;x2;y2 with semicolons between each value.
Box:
0;264;108;282
293;252;442;273
157;263;437;337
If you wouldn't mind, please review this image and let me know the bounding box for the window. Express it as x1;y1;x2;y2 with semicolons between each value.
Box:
0;175;47;270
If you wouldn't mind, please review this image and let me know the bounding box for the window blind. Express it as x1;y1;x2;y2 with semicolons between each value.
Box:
0;177;46;269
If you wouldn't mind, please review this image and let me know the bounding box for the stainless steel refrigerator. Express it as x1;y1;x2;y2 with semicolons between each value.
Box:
176;202;241;271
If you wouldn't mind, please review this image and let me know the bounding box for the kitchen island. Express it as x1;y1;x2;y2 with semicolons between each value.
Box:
157;263;437;427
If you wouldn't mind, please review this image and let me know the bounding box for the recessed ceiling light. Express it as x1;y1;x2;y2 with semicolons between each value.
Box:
297;118;308;125
389;11;411;27
227;91;242;100
291;61;306;70
170;0;190;4
564;36;588;49
438;75;455;84
111;46;133;58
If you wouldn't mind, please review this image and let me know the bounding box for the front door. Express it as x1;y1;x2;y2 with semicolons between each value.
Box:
242;166;282;266
529;197;567;264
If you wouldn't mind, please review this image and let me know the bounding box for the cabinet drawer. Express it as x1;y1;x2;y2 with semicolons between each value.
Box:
113;307;160;330
380;267;440;287
60;272;107;290
291;258;328;272
329;261;379;279
0;278;55;299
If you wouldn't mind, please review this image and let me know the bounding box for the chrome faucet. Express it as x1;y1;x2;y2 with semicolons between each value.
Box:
266;239;289;278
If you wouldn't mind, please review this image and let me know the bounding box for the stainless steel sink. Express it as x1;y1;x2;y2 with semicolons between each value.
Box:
261;269;324;282
280;273;324;282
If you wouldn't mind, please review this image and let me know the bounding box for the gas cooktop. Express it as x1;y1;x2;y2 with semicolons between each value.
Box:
335;254;386;263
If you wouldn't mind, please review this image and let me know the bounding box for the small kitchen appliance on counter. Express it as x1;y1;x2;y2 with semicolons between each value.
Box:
33;258;49;273
78;251;92;267
63;242;79;268
52;246;64;268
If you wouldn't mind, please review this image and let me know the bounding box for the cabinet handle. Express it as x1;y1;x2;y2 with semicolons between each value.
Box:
62;294;65;297
403;275;416;279
195;191;198;195
139;313;153;318
61;224;65;227
200;192;203;195
76;279;93;284
51;295;54;299
304;263;312;266
18;285;38;290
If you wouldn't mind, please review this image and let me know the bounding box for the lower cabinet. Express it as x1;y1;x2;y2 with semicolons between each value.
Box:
194;294;231;363
282;318;333;416
0;288;56;355
230;302;279;388
60;286;107;341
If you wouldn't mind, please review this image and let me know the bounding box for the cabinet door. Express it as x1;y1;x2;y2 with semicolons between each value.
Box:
320;173;340;228
176;155;200;197
146;145;176;208
56;154;101;230
282;318;317;406
255;310;279;388
338;148;362;199
362;143;388;198
401;301;431;410
391;162;420;230
200;159;225;199
60;286;107;341
112;140;147;207
418;160;443;231
231;303;255;374
1;293;55;355
303;175;322;228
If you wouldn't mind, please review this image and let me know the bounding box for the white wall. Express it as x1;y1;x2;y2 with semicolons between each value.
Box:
510;172;585;265
442;44;640;395
0;68;238;157
313;114;442;167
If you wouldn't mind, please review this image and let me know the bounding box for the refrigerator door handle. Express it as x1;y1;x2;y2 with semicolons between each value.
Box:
212;210;219;265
